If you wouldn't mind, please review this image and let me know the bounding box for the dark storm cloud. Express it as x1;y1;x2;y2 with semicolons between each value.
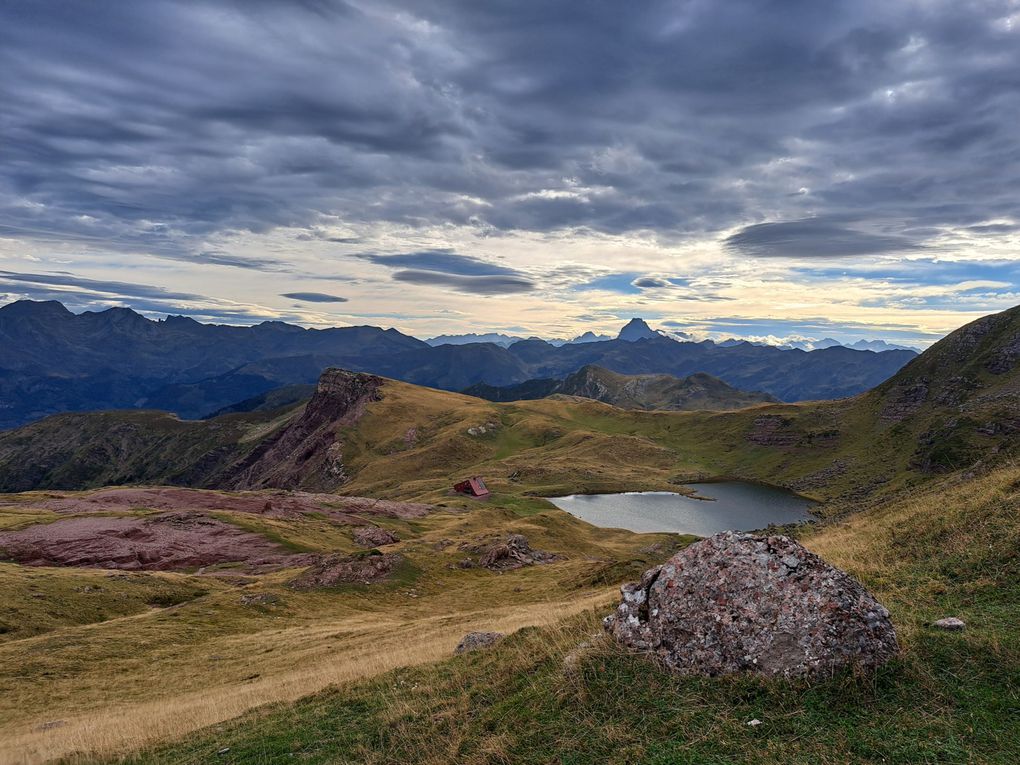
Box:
281;291;349;303
1;0;1019;259
724;219;922;258
391;270;535;294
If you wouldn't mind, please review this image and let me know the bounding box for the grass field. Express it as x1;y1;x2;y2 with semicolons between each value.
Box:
107;462;1020;765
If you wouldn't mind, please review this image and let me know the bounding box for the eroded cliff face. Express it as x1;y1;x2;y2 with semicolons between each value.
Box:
226;369;384;491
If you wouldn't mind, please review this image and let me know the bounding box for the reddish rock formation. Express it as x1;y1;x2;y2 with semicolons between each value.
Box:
353;526;400;547
0;513;315;572
226;369;384;491
289;551;403;589
28;486;432;523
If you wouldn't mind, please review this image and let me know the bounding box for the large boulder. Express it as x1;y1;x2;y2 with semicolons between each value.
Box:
604;532;898;679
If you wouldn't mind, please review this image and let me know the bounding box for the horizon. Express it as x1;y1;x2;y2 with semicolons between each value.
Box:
3;2;1020;348
0;296;928;350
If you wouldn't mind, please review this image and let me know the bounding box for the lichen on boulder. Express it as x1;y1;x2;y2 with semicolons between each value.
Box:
604;531;898;679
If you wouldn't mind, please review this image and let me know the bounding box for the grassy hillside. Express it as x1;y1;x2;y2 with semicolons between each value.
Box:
3;304;1018;503
0;485;688;764
2;304;1020;762
104;462;1020;765
462;365;779;410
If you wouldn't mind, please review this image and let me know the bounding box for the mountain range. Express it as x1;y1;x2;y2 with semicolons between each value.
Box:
0;301;1017;497
0;300;916;428
462;365;779;410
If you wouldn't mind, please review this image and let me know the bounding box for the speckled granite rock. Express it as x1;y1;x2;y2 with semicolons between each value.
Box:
455;631;504;654
604;532;898;679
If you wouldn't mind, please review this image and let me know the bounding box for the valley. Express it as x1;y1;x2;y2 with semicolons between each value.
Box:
0;305;1019;763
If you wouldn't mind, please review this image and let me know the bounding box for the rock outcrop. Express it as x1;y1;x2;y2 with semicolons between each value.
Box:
226;369;383;491
454;631;504;654
353;526;400;548
289;551;402;589
604;532;898;679
476;534;560;571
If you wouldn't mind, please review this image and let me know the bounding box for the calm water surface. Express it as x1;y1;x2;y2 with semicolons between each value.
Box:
547;481;815;535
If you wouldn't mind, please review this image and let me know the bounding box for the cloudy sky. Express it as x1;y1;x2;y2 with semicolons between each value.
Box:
2;0;1019;346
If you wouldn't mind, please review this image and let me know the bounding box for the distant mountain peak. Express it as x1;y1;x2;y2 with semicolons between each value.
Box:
567;330;612;344
0;299;74;320
618;318;659;341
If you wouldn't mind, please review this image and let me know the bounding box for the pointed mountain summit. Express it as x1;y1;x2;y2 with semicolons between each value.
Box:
617;318;660;341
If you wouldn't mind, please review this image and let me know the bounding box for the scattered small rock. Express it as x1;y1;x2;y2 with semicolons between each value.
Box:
352;526;400;548
455;631;504;654
239;593;281;607
932;617;966;631
604;531;899;679
562;633;603;673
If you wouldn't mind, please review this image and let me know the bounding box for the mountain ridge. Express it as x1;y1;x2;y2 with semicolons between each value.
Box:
463;364;778;410
0;300;916;428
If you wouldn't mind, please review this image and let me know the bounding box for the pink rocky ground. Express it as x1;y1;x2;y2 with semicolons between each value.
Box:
20;486;433;522
0;512;317;572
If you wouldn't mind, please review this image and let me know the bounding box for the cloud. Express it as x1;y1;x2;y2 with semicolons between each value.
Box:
0;270;205;302
632;276;671;289
359;249;520;277
1;0;1017;256
280;291;349;303
724;219;922;258
391;270;535;294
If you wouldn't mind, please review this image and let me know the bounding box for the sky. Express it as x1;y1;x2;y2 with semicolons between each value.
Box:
1;0;1019;347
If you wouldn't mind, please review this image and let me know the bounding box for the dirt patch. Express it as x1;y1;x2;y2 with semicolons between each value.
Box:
34;487;433;523
0;513;316;572
289;552;404;589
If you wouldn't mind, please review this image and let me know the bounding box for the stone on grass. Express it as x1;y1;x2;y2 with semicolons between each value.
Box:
454;631;504;654
478;534;559;571
932;617;966;631
604;531;898;679
352;525;399;548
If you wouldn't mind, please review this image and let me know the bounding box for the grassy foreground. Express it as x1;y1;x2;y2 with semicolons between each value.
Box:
90;462;1020;765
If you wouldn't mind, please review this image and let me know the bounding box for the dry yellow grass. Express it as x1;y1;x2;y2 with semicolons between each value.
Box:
0;591;614;765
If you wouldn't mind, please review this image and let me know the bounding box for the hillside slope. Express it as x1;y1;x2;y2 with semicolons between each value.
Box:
108;462;1020;765
1;303;1018;501
464;364;778;410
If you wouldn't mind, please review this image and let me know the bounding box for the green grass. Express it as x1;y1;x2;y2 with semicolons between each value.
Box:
105;462;1020;765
